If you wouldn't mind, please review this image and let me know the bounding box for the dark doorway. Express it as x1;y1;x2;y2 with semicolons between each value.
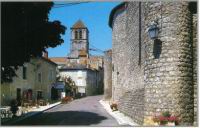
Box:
16;88;21;106
37;91;43;100
51;87;58;100
28;89;32;100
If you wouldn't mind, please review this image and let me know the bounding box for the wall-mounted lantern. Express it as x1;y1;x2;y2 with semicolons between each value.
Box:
148;21;159;40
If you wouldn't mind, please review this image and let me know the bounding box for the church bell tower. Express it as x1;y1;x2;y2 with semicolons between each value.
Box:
69;20;89;58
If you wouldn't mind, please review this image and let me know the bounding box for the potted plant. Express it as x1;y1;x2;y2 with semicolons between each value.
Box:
110;103;118;111
152;111;179;126
61;96;72;104
168;116;179;126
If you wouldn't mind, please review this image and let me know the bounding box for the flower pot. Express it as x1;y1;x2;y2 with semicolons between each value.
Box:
167;122;175;126
112;107;117;111
160;122;175;126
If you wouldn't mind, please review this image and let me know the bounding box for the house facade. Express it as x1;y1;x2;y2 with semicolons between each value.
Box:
1;55;57;106
109;2;197;126
1;62;35;106
59;66;102;96
32;57;57;101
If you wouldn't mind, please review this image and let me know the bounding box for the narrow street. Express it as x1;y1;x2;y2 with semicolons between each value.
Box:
10;95;120;126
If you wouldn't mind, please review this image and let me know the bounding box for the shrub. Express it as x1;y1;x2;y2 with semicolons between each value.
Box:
61;96;73;104
162;111;171;117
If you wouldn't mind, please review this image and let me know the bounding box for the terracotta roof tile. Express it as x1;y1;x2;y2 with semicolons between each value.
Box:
89;56;103;61
49;57;67;63
71;20;86;29
40;57;57;66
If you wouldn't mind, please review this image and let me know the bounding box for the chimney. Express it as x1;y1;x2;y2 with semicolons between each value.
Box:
43;51;48;59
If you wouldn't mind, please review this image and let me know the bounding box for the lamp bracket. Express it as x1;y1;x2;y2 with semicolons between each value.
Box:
149;20;158;27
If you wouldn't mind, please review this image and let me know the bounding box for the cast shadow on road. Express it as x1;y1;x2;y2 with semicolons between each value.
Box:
8;111;108;126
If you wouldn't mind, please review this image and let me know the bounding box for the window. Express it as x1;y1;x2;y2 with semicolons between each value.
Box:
75;31;78;39
77;79;83;86
23;66;27;79
38;73;42;83
79;30;82;39
77;71;82;77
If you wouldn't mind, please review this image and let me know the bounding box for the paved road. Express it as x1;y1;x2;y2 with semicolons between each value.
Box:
11;95;120;126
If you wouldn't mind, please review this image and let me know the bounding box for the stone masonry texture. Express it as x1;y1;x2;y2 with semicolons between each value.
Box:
112;7;127;102
112;2;145;125
144;2;195;125
192;14;197;126
110;1;197;126
103;50;112;100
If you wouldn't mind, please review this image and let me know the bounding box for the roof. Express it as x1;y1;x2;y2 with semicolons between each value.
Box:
61;64;87;69
49;57;67;64
109;2;126;28
89;56;103;61
71;20;87;29
59;64;98;72
41;57;57;66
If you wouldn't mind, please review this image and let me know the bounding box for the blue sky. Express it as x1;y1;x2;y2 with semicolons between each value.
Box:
47;2;120;57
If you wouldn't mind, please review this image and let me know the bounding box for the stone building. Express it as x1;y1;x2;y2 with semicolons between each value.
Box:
50;20;104;96
109;2;197;126
1;54;57;106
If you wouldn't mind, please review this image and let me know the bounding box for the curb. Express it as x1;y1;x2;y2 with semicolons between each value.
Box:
99;100;139;126
2;102;61;125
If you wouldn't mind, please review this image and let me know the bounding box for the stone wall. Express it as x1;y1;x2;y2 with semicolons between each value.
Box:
192;14;197;126
144;2;195;125
112;2;145;124
103;50;112;100
110;1;197;126
86;69;103;96
86;70;98;96
112;6;127;102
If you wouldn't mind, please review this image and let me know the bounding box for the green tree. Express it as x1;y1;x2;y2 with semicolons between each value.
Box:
2;2;66;83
